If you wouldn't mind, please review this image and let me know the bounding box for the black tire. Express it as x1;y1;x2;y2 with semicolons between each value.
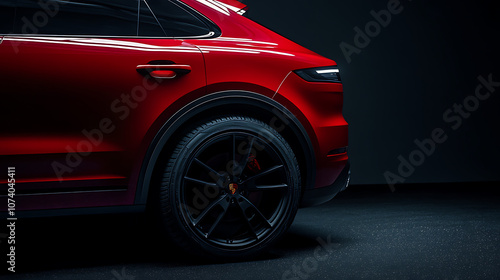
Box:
159;116;301;259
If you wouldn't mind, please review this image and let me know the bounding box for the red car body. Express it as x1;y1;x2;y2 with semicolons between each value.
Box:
0;0;348;216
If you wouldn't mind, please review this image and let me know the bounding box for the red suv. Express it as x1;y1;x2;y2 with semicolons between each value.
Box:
0;0;349;258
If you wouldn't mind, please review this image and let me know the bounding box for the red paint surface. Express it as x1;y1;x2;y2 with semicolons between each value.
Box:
0;0;348;211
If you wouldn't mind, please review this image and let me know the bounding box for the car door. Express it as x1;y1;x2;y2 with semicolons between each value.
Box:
0;0;207;207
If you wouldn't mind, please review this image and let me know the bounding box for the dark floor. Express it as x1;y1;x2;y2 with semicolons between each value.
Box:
1;183;500;279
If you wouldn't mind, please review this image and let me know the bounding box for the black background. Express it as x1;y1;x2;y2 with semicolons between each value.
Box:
243;0;500;185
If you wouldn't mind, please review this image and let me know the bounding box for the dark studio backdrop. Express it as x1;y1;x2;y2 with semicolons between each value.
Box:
243;0;500;185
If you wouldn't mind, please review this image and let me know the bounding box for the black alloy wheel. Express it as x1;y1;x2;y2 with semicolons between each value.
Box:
159;116;301;259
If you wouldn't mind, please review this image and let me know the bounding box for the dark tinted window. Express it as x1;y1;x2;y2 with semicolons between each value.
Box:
0;1;16;34
138;0;166;37
145;0;211;37
13;0;138;36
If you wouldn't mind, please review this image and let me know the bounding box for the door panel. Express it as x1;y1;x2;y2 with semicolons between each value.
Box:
0;36;206;199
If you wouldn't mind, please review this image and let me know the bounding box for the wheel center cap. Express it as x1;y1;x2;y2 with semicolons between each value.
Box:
228;183;238;195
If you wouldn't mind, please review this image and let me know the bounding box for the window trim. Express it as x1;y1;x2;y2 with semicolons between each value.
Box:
146;0;221;39
0;0;221;39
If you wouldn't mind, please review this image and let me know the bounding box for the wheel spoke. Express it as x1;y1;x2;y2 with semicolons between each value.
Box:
232;134;236;180
194;158;222;180
184;176;218;188
243;165;284;183
238;196;272;228
206;198;230;238
238;137;255;175
238;203;259;239
192;194;229;227
247;184;288;191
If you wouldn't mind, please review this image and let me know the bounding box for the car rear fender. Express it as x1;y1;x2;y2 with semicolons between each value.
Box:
134;91;316;205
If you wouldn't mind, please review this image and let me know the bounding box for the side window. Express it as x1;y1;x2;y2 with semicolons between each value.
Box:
13;0;138;36
0;1;16;34
144;0;211;37
139;0;166;37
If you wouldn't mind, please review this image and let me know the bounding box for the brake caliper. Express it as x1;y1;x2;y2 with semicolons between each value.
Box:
247;154;261;173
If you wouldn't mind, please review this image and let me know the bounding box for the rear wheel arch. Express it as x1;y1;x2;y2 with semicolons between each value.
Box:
135;90;316;206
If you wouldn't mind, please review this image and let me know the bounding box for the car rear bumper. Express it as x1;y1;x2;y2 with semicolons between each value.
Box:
300;161;350;207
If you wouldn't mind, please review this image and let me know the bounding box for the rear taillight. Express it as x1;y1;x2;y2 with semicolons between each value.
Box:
294;66;341;83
